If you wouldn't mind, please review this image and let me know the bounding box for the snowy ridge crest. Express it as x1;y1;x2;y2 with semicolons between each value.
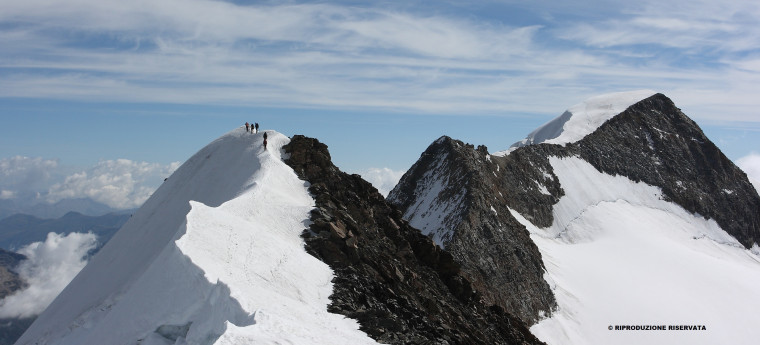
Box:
392;91;760;345
495;90;656;155
16;129;376;345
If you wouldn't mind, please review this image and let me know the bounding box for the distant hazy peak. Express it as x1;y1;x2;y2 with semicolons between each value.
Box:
495;90;657;156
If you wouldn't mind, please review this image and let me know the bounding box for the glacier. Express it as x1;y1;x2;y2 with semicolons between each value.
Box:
514;156;760;345
15;128;377;345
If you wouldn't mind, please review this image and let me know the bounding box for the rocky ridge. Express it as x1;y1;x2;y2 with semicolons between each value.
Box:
0;248;32;345
0;248;25;300
501;93;760;246
388;138;558;325
284;135;544;345
567;93;760;247
388;93;760;327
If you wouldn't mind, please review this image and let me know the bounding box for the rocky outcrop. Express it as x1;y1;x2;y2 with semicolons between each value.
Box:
0;248;25;300
388;93;760;328
0;248;30;345
388;138;558;325
566;93;760;248
284;135;544;345
502;93;760;247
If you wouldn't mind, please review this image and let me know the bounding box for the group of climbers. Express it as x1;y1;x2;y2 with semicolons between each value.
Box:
244;122;267;149
244;122;259;133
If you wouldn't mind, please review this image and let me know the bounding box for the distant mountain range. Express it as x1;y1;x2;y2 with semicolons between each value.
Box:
388;92;760;344
0;211;131;252
0;198;123;222
8;91;760;345
0;248;32;345
0;211;131;345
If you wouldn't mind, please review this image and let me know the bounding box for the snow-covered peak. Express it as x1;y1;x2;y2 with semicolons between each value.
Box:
496;90;657;155
16;127;377;345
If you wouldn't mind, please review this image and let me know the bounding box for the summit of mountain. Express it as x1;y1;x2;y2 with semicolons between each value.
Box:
15;128;541;345
389;91;760;344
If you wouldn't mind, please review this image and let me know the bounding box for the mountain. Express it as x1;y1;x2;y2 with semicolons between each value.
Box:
0;210;129;344
16;128;540;344
0;198;119;221
0;248;33;345
389;91;760;344
0;248;25;300
284;135;541;344
386;136;556;325
0;211;130;251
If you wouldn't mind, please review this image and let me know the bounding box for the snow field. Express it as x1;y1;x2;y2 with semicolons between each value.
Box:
495;90;656;156
16;128;377;345
515;156;760;345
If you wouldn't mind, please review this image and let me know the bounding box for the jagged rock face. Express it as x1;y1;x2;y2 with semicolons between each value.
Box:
0;248;25;300
564;94;760;248
284;135;544;345
508;93;760;247
0;249;30;345
388;138;558;325
388;92;760;329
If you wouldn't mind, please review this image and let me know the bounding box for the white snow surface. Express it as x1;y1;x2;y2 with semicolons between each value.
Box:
397;153;464;248
16;128;377;345
513;156;760;345
495;90;656;155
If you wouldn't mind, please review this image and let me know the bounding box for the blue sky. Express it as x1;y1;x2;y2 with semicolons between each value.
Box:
2;0;760;205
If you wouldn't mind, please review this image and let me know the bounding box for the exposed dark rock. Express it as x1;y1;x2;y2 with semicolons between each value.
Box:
0;248;25;300
284;135;544;345
0;212;128;344
504;93;760;248
566;93;760;248
0;248;28;345
388;137;558;325
388;92;760;328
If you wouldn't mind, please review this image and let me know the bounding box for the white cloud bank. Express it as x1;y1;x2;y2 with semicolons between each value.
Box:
0;156;180;210
737;153;760;194
46;159;181;209
358;167;406;197
0;156;60;201
0;232;98;318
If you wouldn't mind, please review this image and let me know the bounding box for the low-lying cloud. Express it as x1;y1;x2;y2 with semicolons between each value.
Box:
0;232;98;318
0;156;180;211
737;153;760;194
46;159;181;209
0;156;60;202
358;167;406;197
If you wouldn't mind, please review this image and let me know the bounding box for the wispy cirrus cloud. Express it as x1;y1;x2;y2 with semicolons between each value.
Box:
0;1;552;111
557;0;760;52
1;0;759;123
